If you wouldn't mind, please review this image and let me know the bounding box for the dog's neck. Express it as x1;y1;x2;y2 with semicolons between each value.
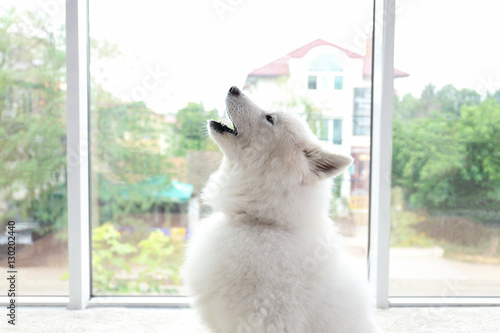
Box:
228;210;285;228
203;158;334;229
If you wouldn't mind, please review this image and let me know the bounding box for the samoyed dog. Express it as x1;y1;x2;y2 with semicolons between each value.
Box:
184;86;381;333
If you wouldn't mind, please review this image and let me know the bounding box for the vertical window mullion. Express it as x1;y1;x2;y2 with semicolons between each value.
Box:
66;0;91;310
368;0;395;309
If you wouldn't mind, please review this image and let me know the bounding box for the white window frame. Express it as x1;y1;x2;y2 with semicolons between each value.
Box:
1;0;499;309
65;0;190;309
367;0;394;309
66;0;91;310
368;0;500;308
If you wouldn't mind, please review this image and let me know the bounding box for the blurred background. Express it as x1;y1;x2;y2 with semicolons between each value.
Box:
0;0;499;299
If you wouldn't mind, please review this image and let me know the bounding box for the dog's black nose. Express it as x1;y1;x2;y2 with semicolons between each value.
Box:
228;86;241;95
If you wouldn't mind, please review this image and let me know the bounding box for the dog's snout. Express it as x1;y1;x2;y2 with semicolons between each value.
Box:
228;86;241;96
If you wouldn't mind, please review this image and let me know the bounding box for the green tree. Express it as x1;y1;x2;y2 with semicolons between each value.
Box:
392;85;500;225
419;83;440;117
392;112;462;209
93;100;175;225
458;99;500;192
173;102;217;156
0;8;175;234
486;89;500;104
393;93;421;121
437;84;481;119
94;101;170;180
0;8;67;233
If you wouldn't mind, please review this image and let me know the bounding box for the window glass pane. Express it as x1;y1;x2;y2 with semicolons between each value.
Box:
333;119;343;145
0;2;67;296
391;0;500;297
353;87;371;136
89;0;374;295
308;75;317;90
309;54;344;72
334;76;343;90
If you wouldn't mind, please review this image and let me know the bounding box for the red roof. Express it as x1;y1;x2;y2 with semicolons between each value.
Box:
394;68;409;78
249;57;290;76
287;39;363;59
247;38;408;79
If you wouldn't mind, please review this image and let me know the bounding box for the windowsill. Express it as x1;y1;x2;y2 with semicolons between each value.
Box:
2;306;499;332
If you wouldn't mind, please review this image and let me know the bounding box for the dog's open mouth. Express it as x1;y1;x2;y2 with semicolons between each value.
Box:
210;119;238;136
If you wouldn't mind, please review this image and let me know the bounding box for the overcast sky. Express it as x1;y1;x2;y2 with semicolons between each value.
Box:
4;0;500;113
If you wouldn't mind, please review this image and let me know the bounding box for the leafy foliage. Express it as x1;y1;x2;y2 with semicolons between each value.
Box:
92;223;137;293
173;102;218;156
133;230;183;293
94;101;171;180
0;8;66;233
91;224;182;294
392;85;500;225
0;9;185;232
92;100;175;225
1;9;196;295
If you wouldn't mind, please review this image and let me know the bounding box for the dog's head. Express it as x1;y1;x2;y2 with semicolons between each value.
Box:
208;86;353;185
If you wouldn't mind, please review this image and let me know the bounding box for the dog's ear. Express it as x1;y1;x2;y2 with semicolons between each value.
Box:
303;146;353;180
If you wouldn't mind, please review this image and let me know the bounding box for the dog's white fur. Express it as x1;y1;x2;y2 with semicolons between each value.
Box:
184;88;381;333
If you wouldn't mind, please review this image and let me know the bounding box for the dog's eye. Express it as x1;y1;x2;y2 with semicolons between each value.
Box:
266;115;274;125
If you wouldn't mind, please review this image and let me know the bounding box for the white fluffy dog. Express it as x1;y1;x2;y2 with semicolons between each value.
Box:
184;86;381;333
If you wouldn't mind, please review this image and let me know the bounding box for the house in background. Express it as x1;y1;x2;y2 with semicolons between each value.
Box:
243;38;408;219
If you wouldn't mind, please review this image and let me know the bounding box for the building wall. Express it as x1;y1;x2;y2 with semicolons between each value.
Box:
244;44;372;214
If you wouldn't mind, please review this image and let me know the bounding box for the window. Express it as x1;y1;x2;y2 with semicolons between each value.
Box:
308;53;344;91
308;75;317;90
314;119;342;144
390;0;500;299
0;3;68;297
333;119;342;145
334;76;343;90
353;87;371;136
309;53;343;72
87;0;374;298
6;0;497;310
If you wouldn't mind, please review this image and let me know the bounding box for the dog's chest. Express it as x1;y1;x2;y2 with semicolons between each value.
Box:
189;219;325;298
